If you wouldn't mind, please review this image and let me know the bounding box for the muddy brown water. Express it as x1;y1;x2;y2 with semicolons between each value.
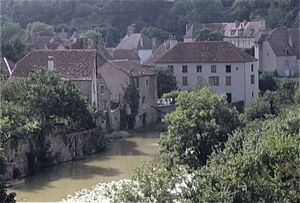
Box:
7;131;160;202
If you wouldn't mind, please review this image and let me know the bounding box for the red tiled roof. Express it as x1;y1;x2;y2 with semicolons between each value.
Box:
11;49;97;80
155;41;257;63
106;48;140;60
266;27;300;58
109;60;157;77
142;41;171;67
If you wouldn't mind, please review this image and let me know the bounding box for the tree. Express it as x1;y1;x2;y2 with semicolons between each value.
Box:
159;87;241;169
195;28;224;41
153;67;177;98
122;78;140;129
279;79;299;104
195;72;209;90
25;21;54;42
141;26;170;45
259;71;279;95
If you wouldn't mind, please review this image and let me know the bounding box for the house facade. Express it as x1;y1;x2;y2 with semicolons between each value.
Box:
11;49;111;128
99;60;158;129
154;41;259;105
184;19;272;50
116;33;153;64
254;27;300;76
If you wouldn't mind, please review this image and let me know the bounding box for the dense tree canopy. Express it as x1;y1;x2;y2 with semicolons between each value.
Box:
159;87;241;169
153;67;177;98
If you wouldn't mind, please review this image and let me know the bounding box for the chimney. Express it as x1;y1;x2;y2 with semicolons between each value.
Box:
186;24;190;33
260;19;265;30
288;33;293;47
235;20;240;28
127;24;135;36
48;56;54;70
243;19;248;26
170;36;178;49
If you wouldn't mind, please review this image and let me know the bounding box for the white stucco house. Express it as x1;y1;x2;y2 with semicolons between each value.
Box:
116;33;153;64
154;41;259;105
254;27;300;76
184;19;272;50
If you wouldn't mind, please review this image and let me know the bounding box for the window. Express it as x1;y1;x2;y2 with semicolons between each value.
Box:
196;65;202;73
226;93;232;104
226;65;231;73
100;84;104;95
209;76;219;86
211;65;216;73
251;64;254;72
136;78;139;88
252;91;254;98
168;65;173;73
142;96;146;103
285;60;289;67
251;75;255;84
182;65;187;73
226;76;231;86
146;79;148;86
182;76;188;86
104;100;107;110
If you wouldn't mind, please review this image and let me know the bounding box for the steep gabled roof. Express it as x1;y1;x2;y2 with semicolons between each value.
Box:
109;60;157;77
116;33;152;50
142;40;173;67
265;27;300;58
11;49;97;80
106;48;140;61
155;41;257;63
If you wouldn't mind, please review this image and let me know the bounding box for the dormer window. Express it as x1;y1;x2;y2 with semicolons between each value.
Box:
238;29;244;35
285;49;290;55
249;29;255;35
230;30;236;35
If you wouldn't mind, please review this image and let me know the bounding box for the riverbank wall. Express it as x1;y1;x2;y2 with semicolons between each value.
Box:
3;125;105;180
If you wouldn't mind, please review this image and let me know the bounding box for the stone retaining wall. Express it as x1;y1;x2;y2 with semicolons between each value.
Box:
3;125;104;180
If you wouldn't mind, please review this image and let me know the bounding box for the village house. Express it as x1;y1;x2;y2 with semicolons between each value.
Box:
254;27;300;76
99;59;158;129
184;19;272;50
106;48;141;64
116;25;154;64
11;49;111;129
154;41;259;105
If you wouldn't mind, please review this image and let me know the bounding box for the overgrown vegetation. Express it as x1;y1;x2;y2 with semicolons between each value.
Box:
1;0;299;62
120;78;140;129
107;83;300;202
153;67;177;98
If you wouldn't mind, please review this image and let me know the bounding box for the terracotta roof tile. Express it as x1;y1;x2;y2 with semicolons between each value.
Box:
155;41;257;63
106;48;140;60
266;27;300;58
11;49;97;80
109;60;157;77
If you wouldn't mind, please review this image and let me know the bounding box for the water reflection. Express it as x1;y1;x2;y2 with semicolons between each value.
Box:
8;131;160;202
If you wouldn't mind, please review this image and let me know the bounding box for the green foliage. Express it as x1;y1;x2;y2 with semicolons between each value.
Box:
259;71;279;95
161;90;181;105
153;67;177;98
244;90;280;121
279;78;299;104
195;28;224;41
25;21;54;42
159;87;241;169
195;72;209;90
141;26;170;45
0;22;26;62
243;45;255;56
108;104;300;202
1;67;93;142
122;78;140;129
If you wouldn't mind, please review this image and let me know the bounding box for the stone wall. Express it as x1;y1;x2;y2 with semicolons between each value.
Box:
157;105;176;120
3;125;104;180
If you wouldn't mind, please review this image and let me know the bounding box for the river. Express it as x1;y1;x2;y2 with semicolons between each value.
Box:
7;131;160;202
